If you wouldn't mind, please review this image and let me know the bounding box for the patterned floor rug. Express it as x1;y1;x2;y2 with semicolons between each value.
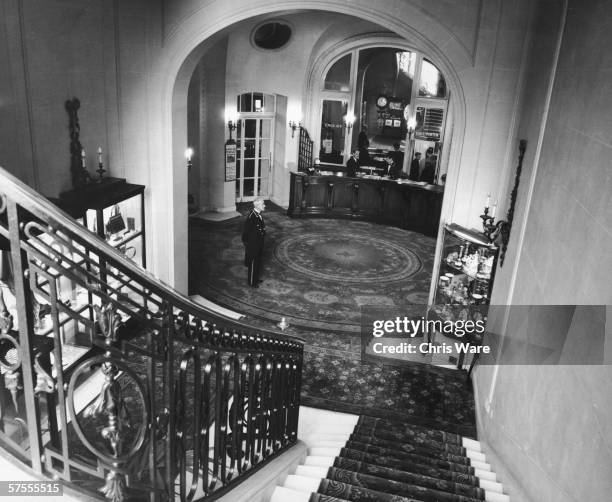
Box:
189;210;477;435
189;211;436;332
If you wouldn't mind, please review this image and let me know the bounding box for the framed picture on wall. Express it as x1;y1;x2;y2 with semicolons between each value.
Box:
225;141;237;181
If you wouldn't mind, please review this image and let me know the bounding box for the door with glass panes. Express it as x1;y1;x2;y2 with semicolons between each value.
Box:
236;117;272;201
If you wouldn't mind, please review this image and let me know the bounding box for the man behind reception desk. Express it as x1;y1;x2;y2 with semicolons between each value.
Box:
383;154;402;179
409;152;422;181
346;150;360;177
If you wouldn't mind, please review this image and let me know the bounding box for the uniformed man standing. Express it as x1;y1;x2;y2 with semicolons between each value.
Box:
242;198;266;287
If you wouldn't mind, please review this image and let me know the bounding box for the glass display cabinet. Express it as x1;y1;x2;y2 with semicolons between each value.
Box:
60;178;146;268
429;223;499;370
57;178;146;312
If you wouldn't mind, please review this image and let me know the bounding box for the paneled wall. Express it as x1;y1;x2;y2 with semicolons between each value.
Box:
476;1;612;500
0;0;158;193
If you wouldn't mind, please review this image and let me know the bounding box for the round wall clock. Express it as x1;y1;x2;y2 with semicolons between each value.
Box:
376;95;388;108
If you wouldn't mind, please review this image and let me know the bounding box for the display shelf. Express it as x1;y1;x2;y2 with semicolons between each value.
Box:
58;178;146;272
429;222;499;371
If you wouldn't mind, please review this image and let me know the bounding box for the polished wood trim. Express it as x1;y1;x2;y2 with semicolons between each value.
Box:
288;172;443;237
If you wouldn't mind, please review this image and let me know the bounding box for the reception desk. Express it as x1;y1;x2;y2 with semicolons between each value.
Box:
288;172;443;237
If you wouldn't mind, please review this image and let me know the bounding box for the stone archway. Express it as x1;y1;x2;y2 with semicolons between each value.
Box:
151;0;474;292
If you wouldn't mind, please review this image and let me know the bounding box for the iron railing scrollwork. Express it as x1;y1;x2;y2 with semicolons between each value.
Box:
298;126;314;172
0;166;304;501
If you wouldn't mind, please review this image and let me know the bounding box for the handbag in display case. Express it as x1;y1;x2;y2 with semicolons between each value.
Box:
106;205;126;235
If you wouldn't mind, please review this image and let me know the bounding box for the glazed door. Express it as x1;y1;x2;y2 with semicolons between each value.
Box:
236;117;273;201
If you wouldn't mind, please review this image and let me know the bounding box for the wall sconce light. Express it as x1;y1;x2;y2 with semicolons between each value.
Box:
479;139;527;267
225;109;238;141
185;147;194;170
343;112;355;131
227;120;237;140
288;120;301;138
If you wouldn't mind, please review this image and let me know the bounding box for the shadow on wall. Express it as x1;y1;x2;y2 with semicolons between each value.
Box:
480;305;610;366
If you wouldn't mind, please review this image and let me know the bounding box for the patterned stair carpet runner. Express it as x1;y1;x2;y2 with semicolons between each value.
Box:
272;415;508;502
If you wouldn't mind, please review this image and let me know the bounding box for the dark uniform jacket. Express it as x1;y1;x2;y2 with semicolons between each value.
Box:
420;158;436;183
409;158;421;181
346;157;359;177
384;161;401;179
242;210;265;264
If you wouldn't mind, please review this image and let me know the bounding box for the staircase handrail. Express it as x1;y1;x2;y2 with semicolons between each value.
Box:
0;165;304;502
0;166;302;343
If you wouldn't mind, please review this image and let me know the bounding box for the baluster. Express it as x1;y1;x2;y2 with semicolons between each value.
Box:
212;352;223;484
236;356;248;474
254;357;266;463
176;348;201;502
245;355;257;467
200;356;214;493
226;354;240;480
219;357;231;484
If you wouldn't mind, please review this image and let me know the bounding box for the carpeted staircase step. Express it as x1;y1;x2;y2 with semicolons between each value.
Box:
353;425;467;455
352;425;487;465
341;443;475;473
331;459;490;499
269;424;507;502
338;448;480;486
347;435;476;466
359;411;478;439
358;415;480;444
333;458;504;495
339;447;498;484
325;468;487;502
345;439;493;473
357;415;481;449
318;478;425;502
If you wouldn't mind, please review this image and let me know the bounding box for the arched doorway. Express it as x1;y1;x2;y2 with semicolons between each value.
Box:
162;5;468;293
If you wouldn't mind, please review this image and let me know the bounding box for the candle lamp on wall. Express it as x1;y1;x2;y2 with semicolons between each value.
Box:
225;108;238;141
185;147;194;170
343;112;355;131
185;147;198;215
227;120;237;140
479;139;527;267
480;198;500;239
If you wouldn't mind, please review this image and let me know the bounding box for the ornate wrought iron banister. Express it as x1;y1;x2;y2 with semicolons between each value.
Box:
0;166;304;501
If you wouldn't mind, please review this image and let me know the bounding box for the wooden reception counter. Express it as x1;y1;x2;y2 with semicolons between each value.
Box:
288;171;444;237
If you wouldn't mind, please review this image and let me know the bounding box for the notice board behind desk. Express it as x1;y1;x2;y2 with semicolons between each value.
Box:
288;171;443;237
